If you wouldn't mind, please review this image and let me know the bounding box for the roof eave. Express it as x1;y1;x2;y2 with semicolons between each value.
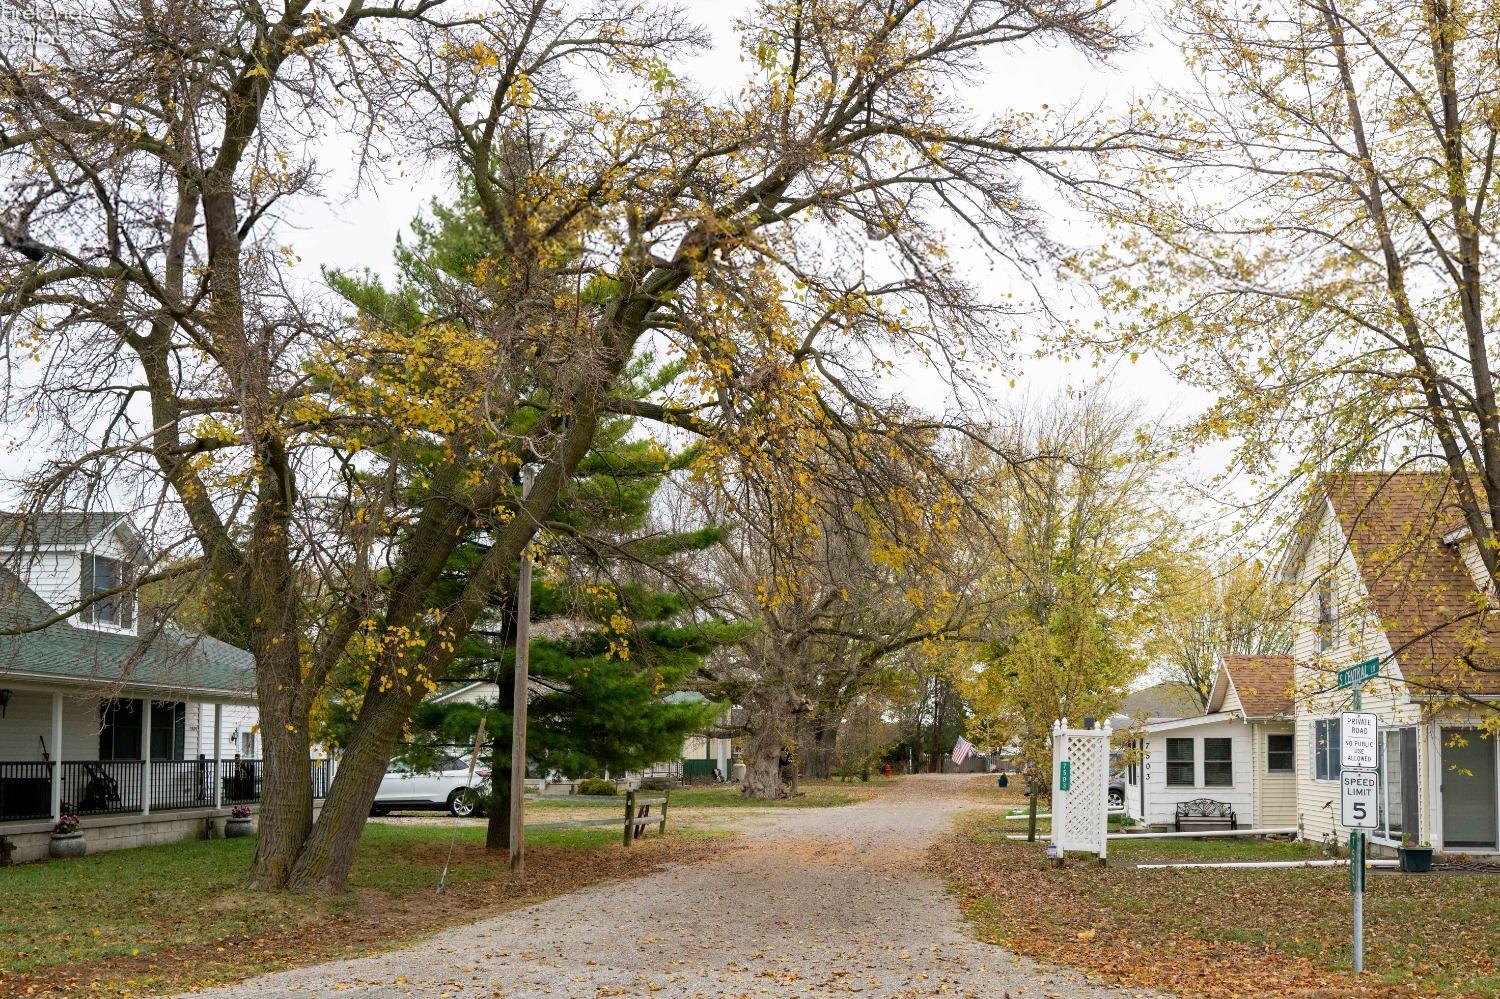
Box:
0;668;256;705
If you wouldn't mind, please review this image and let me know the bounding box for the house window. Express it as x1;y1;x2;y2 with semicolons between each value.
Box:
1314;718;1341;781
1204;738;1233;786
99;699;142;760
1166;737;1195;786
80;553;134;628
99;699;186;759
1266;733;1295;773
1316;577;1336;651
239;730;258;758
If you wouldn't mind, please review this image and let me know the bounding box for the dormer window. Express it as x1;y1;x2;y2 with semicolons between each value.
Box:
1316;576;1336;651
81;553;134;628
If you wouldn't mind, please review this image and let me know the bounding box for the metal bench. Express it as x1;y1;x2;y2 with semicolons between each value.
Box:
1175;798;1237;832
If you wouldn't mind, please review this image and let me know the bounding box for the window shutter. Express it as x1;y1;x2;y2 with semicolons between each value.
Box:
79;552;93;624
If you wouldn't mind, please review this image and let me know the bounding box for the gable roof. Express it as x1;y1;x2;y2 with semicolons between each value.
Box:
1324;472;1500;697
0;567;255;701
0;511;131;550
1120;681;1202;722
1210;654;1294;718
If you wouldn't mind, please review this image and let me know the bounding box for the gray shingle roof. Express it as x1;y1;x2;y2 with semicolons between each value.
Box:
0;567;255;700
0;511;129;550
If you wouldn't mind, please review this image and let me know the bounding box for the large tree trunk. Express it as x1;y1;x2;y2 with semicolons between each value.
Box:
741;696;787;799
282;689;412;891
808;716;838;779
245;626;312;889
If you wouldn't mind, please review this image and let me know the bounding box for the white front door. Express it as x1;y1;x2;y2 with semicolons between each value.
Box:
1440;727;1499;851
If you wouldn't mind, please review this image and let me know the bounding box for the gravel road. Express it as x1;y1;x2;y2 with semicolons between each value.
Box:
180;775;1164;998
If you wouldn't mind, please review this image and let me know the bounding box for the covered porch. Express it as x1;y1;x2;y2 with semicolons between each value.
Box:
0;680;286;825
0;682;335;853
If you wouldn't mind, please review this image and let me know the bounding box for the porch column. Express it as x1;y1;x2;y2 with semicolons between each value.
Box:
49;693;63;821
140;697;152;815
212;703;223;809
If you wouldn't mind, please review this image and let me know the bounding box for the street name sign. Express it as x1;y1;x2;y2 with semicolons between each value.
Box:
1340;711;1379;770
1341;769;1379;829
1338;657;1380;689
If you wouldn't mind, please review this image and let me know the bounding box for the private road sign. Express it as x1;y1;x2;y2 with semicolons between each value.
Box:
1340;711;1379;770
1338;657;1380;689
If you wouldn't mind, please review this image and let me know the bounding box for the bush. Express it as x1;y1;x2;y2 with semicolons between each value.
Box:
638;777;676;792
576;778;617;796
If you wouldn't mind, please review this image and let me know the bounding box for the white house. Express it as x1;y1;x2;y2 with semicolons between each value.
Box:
1123;655;1296;829
1281;473;1499;854
0;512;276;863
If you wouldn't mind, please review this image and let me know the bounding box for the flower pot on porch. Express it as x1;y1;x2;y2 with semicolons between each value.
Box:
1397;846;1433;873
224;816;255;839
49;831;86;859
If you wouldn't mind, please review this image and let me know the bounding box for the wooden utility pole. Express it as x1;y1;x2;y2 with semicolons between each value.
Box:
508;466;538;876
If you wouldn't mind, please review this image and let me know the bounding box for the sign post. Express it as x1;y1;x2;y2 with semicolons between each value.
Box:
1338;657;1380;975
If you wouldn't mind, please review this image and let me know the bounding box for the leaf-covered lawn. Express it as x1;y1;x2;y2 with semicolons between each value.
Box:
0;821;725;997
527;778;881;810
936;813;1500;997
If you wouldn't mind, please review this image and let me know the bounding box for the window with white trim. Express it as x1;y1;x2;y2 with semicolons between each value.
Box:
1316;577;1336;651
1266;733;1295;773
1314;718;1341;781
80;553;134;628
1203;737;1233;786
1166;737;1195;786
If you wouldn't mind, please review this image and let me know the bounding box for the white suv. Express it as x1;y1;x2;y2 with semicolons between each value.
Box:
371;754;488;817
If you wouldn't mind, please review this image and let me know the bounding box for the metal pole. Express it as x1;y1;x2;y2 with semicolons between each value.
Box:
1351;676;1364;974
508;466;538;876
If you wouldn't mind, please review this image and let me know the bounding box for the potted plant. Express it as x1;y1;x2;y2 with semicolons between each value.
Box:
1398;833;1434;873
49;813;85;859
224;804;255;839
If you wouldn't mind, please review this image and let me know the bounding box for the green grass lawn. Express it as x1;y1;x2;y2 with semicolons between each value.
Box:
937;812;1500;998
0;820;715;997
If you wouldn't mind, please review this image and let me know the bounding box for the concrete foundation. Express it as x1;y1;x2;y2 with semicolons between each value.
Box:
0;806;254;865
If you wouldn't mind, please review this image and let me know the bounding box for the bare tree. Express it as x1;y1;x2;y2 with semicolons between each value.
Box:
0;0;1143;888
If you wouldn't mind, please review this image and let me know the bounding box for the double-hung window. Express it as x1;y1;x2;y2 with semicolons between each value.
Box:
1166;737;1195;786
1203;738;1233;786
1314;718;1341;781
80;553;134;628
1266;733;1295;773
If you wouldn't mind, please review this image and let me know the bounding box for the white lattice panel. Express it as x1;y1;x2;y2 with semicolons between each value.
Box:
1051;719;1111;856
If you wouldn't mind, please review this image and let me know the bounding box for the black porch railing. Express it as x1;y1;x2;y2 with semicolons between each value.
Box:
0;756;322;820
61;760;144;816
153;759;218;811
0;761;53;821
221;758;263;804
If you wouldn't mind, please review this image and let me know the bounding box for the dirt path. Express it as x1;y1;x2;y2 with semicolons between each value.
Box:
180;775;1164;998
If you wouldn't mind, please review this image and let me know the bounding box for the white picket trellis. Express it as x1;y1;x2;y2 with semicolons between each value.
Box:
1050;717;1111;861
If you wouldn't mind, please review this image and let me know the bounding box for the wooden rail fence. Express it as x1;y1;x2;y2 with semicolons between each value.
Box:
524;789;670;846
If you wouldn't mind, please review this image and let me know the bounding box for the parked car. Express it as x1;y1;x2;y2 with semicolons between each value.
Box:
1108;774;1125;808
371;755;488;817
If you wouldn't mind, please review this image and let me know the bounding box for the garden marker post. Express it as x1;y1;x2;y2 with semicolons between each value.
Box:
508;466;539;877
1050;718;1111;866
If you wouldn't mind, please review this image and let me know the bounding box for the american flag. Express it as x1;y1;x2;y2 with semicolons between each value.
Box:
951;736;975;766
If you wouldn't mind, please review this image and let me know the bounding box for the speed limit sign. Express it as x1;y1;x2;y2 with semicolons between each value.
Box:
1341;769;1379;829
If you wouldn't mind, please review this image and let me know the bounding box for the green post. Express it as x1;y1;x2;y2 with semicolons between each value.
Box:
1351;677;1364;974
622;789;636;848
